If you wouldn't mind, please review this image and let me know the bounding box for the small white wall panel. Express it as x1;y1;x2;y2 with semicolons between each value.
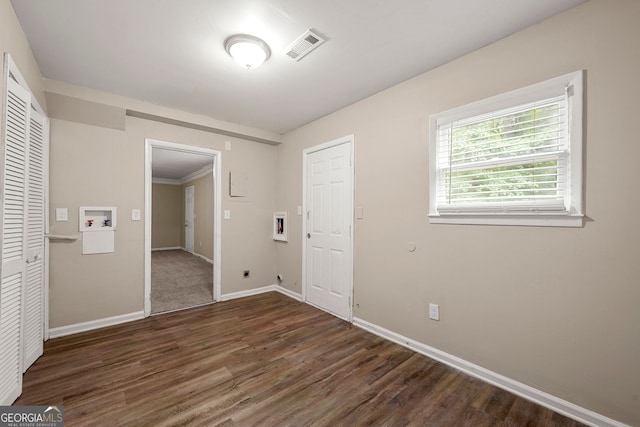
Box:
229;171;248;197
82;230;115;254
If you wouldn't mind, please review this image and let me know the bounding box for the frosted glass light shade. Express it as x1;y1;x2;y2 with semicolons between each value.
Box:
224;35;271;69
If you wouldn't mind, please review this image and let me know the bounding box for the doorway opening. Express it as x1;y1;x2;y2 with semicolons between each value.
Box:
144;139;222;316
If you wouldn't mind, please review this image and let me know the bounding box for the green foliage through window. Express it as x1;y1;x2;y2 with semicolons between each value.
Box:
438;97;566;207
430;71;583;226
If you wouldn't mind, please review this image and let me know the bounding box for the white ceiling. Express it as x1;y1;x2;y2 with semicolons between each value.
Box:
11;0;586;135
152;148;213;180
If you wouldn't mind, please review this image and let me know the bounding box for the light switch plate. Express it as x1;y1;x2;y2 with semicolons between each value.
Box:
429;303;440;321
224;210;231;220
55;208;68;221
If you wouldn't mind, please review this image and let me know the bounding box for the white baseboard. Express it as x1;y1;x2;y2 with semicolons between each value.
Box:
192;252;214;264
353;317;626;427
220;285;303;302
151;246;183;251
49;311;145;339
273;285;303;301
220;285;277;301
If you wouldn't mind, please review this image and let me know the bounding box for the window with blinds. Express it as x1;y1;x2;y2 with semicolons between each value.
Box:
429;71;584;227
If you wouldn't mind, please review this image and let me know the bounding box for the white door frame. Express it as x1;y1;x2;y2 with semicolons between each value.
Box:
301;135;355;321
184;185;195;253
144;139;222;316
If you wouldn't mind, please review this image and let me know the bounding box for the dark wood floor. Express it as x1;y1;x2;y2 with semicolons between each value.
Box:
17;292;585;426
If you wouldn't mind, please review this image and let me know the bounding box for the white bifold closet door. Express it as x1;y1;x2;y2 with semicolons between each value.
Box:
24;107;46;370
0;73;47;405
0;77;30;405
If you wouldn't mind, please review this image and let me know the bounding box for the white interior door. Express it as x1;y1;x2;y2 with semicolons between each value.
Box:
304;138;353;320
23;109;47;370
0;77;30;404
185;185;194;253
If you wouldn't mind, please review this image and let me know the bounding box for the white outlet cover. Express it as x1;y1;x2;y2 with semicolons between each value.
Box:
55;208;68;221
132;209;141;221
429;303;440;321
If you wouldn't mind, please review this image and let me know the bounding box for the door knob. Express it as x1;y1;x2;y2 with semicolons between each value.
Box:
307;233;311;239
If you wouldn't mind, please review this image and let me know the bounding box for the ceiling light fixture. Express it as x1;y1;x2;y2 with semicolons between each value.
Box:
224;34;271;69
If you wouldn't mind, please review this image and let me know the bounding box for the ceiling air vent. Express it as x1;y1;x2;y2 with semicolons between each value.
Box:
285;29;326;61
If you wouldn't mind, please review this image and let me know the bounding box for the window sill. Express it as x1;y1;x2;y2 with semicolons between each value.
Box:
428;213;584;228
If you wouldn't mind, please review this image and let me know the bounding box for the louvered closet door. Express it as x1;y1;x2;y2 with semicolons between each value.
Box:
23;109;46;370
0;77;30;405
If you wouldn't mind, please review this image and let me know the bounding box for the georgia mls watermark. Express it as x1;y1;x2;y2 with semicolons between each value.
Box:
0;406;63;427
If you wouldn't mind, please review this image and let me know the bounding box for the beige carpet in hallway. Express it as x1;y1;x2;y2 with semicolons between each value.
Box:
151;249;213;314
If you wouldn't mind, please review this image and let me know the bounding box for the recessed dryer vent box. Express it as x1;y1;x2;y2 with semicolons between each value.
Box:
79;206;117;254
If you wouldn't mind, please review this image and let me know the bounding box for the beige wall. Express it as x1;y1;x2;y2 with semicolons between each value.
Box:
275;1;640;425
48;119;144;326
44;79;281;145
48;88;278;328
182;172;214;260
151;183;182;249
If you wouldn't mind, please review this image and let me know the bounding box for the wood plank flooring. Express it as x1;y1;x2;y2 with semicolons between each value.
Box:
16;292;586;426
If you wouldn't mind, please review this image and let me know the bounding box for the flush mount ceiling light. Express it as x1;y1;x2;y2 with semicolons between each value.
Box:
224;34;271;69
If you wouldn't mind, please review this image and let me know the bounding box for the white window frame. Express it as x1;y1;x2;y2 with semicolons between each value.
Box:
429;70;584;227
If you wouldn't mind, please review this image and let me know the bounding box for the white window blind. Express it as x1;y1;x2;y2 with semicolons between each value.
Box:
429;71;583;227
436;95;568;213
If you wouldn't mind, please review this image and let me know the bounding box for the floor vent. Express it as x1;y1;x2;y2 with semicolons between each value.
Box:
285;29;326;61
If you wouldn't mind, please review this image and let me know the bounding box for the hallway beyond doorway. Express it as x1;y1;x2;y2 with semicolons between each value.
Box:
151;250;213;314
